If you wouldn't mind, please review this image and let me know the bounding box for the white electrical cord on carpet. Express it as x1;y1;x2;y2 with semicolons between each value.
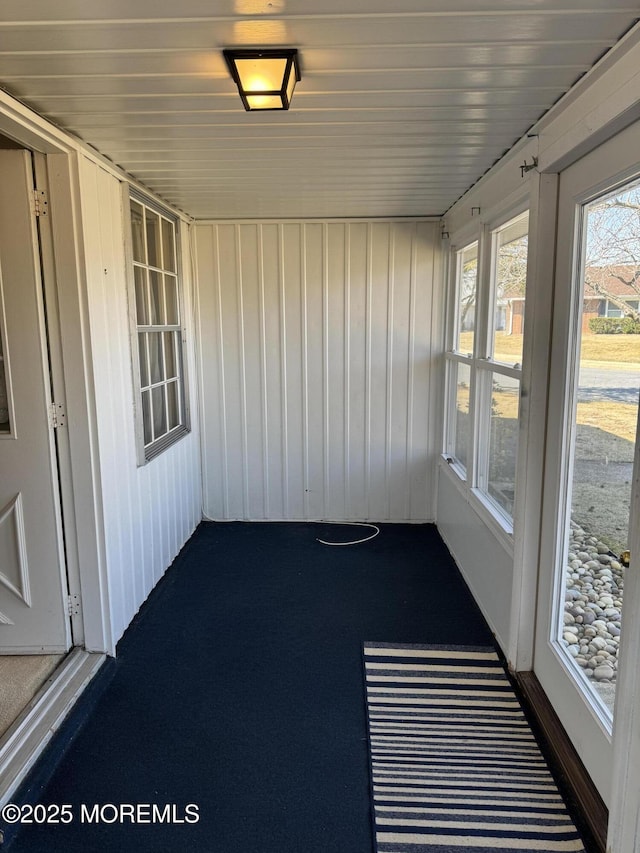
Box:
315;521;380;546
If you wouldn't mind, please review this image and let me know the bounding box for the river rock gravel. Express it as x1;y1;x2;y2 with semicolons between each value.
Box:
562;520;624;700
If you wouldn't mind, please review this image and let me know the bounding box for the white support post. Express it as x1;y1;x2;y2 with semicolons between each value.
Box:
508;171;559;672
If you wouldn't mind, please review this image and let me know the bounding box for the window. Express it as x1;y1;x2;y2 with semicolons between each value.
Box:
444;212;529;530
128;193;188;461
455;242;478;355
606;298;639;318
444;241;478;477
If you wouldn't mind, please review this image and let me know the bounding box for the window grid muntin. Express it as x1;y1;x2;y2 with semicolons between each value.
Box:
444;211;529;530
474;212;528;521
445;238;479;476
130;195;186;458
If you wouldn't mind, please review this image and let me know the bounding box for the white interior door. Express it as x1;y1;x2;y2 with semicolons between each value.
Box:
534;119;640;806
0;149;70;653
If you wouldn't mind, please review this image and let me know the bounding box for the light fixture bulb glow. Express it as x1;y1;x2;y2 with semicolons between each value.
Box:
223;49;301;111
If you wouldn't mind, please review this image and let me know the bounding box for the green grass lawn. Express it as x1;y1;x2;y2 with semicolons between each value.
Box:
459;331;640;363
455;332;639;443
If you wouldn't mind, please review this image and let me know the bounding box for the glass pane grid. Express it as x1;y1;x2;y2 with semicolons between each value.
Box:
130;197;184;455
445;217;528;526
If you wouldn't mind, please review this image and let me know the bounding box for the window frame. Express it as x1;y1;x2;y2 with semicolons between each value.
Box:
444;238;479;482
443;205;530;536
124;188;190;465
475;211;529;526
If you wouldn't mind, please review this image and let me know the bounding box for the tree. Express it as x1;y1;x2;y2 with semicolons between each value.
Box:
496;234;528;299
583;186;640;322
459;258;477;332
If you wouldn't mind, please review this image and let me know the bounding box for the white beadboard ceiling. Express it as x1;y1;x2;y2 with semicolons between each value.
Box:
0;1;637;219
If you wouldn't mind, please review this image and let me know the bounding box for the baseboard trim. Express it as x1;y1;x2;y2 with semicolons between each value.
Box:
516;670;608;853
0;649;105;812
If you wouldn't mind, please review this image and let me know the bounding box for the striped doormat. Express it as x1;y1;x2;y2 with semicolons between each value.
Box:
363;643;587;852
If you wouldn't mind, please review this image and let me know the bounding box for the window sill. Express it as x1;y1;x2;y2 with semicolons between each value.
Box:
141;425;190;465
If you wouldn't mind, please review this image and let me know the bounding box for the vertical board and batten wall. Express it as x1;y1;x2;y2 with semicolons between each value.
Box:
195;220;441;522
78;156;202;648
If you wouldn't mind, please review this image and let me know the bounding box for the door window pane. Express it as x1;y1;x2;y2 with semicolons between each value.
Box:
492;213;529;365
559;177;640;720
487;372;520;516
0;327;10;433
456;243;478;355
454;362;471;471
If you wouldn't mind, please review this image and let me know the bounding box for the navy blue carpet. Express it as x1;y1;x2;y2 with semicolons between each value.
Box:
3;523;575;852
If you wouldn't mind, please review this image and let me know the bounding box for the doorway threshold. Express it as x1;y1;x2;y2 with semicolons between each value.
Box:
0;649;105;816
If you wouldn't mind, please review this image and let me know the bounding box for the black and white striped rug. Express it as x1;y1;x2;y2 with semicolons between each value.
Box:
363;643;587;852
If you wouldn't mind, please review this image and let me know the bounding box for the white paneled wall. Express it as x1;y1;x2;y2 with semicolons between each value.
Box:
79;156;202;649
196;220;441;522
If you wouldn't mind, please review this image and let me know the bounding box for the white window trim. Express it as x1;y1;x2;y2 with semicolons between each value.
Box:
443;205;529;537
443;234;481;482
123;186;190;465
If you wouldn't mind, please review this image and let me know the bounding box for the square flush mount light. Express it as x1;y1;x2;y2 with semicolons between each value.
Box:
223;48;301;111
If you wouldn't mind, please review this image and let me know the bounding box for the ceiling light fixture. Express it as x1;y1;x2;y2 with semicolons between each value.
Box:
223;48;301;111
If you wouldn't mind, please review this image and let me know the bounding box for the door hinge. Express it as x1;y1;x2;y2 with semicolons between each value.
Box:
67;593;81;617
32;188;49;217
49;401;66;429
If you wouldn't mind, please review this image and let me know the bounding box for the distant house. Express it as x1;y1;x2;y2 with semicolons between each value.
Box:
497;292;526;335
496;266;640;336
581;265;640;332
494;265;640;336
